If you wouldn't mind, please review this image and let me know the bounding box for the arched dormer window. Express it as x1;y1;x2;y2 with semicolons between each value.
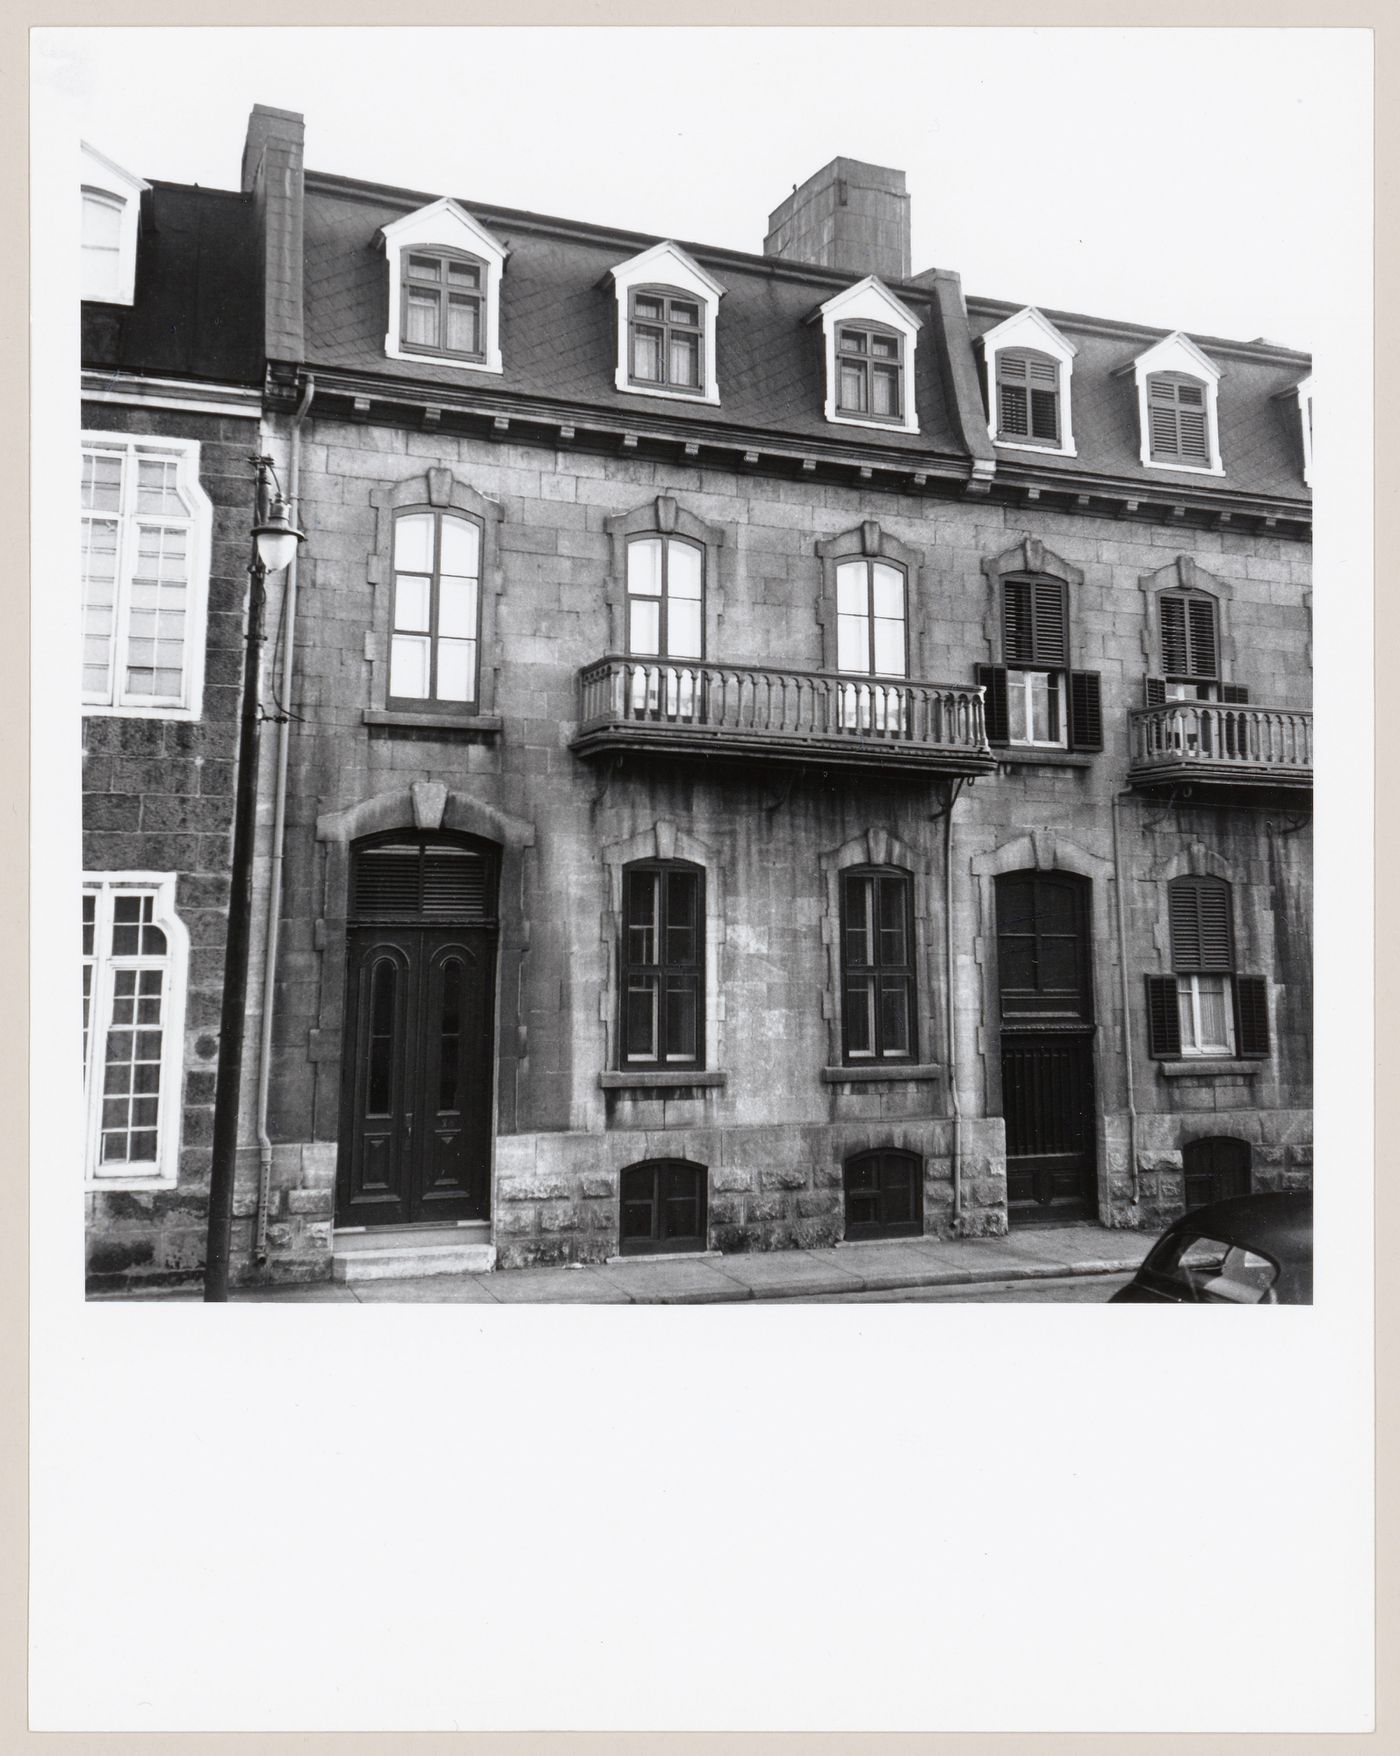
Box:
80;143;148;307
979;307;1077;456
379;198;509;374
1125;331;1224;476
813;277;921;435
610;242;724;406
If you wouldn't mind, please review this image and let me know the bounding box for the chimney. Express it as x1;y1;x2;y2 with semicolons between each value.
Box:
241;105;305;366
763;158;911;283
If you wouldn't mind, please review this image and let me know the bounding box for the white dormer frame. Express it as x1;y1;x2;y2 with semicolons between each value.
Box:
1295;373;1314;487
980;306;1078;458
380;198;509;374
80;143;149;307
815;277;922;435
610;241;725;407
1128;331;1226;477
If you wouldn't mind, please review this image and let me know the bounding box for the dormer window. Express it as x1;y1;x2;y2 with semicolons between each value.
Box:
815;278;921;436
610;242;724;406
1126;331;1224;476
980;308;1077;456
80;143;148;308
835;325;904;421
380;198;508;374
629;289;703;393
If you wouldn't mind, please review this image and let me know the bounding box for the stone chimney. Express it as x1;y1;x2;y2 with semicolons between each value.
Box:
242;104;305;365
763;158;911;283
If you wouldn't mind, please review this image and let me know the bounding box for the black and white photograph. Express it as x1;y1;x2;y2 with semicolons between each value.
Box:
28;18;1374;1737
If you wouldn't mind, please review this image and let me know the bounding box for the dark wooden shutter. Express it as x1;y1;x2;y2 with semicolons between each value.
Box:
1144;676;1168;705
1187;596;1219;677
1148;377;1180;457
976;663;1009;745
1145;975;1182;1058
1168;877;1234;972
1234;976;1270;1058
1002;579;1034;663
1160;596;1189;675
1177;382;1210;461
1220;683;1250;704
353;841;491;922
1068;671;1103;750
1031;579;1068;667
1148;375;1211;463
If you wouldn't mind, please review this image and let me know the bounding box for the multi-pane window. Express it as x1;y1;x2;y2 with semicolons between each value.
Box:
621;861;704;1068
977;574;1104;754
840;868;916;1062
996;349;1060;445
629;288;704;393
844;1149;924;1241
81;435;204;713
619;1160;708;1255
400;250;485;359
1145;877;1270;1061
388;509;482;711
836;325;904;420
82;879;184;1182
81;189;125;302
835;558;907;732
1159;592;1219;700
1147;372;1211;464
625;534;703;718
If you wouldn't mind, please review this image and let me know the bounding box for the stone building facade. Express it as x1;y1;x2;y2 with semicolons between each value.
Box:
81;108;1314;1291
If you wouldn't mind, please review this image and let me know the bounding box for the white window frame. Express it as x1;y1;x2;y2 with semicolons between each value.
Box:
380;198;509;374
1127;331;1225;477
80;143;148;307
1006;667;1068;749
81;431;212;721
1295;373;1314;487
610;241;725;407
814;277;921;435
82;873;189;1190
980;306;1078;457
1177;972;1236;1058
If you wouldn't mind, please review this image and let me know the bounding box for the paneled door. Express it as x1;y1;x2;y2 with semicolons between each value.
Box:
996;870;1098;1224
336;836;498;1228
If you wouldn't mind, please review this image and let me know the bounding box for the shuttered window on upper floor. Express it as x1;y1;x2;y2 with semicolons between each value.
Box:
1147;372;1211;464
1003;575;1068;669
1168;876;1234;973
997;350;1060;445
1160;592;1219;681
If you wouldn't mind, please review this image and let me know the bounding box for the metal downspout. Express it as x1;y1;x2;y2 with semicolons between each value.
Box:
1111;790;1140;1207
254;374;314;1262
943;779;965;1227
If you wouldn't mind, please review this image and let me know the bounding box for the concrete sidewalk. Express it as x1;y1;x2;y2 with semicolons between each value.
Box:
227;1223;1151;1304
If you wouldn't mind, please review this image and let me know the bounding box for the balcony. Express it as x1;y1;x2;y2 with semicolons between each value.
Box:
571;656;997;778
1127;701;1312;797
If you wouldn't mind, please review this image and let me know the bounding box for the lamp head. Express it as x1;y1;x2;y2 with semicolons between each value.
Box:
252;495;305;574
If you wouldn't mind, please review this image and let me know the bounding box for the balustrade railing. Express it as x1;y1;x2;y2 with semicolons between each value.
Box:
1129;702;1312;775
576;656;992;757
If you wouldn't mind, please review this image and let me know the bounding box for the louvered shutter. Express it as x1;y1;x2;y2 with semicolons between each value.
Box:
1168;877;1234;973
353;846;421;918
997;352;1030;437
975;663;1009;745
1186;597;1218;678
1234;976;1270;1058
1145;974;1182;1058
1148;374;1212;464
1176;382;1210;462
1144;676;1167;706
1031;578;1068;667
1068;671;1103;751
1148;377;1180;458
1002;579;1034;664
1160;596;1189;676
352;841;493;922
1028;355;1060;442
1220;683;1250;704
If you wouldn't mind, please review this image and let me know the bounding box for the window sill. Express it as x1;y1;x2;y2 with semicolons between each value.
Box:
1156;1058;1263;1080
363;709;502;735
599;1070;727;1091
995;748;1094;768
993;438;1078;459
86;1176;178;1194
821;1062;942;1085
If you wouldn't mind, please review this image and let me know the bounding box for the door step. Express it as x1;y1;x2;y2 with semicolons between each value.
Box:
332;1223;495;1282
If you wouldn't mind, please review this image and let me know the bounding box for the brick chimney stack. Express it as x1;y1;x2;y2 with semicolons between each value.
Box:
242;104;306;366
763;158;911;283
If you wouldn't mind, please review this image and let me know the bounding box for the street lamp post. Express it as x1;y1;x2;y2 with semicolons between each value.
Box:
203;456;304;1303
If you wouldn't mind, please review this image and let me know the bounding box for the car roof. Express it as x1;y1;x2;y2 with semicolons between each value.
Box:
1165;1191;1313;1259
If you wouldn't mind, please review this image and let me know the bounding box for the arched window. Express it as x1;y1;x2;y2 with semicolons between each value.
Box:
997;349;1060;445
628;286;704;393
400;247;486;360
388;506;484;712
620;1159;708;1255
1183;1137;1252;1210
82;189;126;302
835;322;905;421
843;1149;923;1240
840;867;916;1063
620;860;704;1068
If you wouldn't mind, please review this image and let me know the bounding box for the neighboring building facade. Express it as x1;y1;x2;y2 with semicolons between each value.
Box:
83;110;1314;1291
80;142;263;1291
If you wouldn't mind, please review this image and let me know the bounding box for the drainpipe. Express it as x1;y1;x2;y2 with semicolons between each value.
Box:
254;373;315;1262
942;779;965;1227
1111;789;1140;1207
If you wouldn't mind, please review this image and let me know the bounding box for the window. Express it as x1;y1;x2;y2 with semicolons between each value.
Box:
380;198;507;373
977;572;1103;753
835;557;907;732
844;1149;923;1241
629;289;703;393
619;1160;708;1255
82;876;188;1186
835;324;904;421
401;250;485;360
1147;373;1211;465
815;276;922;434
388;508;483;711
1145;877;1270;1061
621;861;704;1068
840;868;916;1062
997;350;1060;445
1156;592;1219;702
82;190;126;302
610;241;724;405
81;433;210;717
623;534;705;720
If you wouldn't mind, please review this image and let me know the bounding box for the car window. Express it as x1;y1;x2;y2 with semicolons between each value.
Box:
1152;1233;1280;1303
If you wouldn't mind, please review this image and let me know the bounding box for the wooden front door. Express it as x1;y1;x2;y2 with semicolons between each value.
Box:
1182;1136;1251;1210
996;871;1098;1224
336;835;498;1228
